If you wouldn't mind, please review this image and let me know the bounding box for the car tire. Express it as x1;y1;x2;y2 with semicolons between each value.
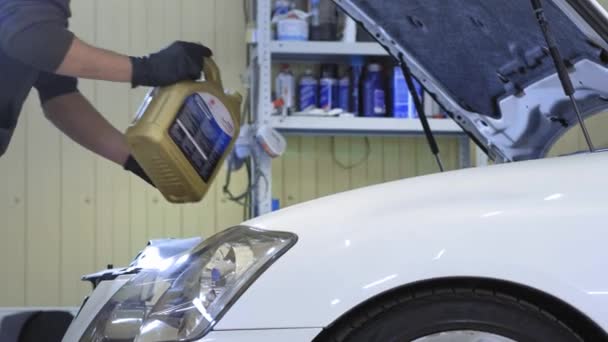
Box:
318;287;582;342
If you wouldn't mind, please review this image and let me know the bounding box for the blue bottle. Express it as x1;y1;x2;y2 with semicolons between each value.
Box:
363;63;386;117
351;58;364;115
332;78;340;110
338;73;350;112
299;68;318;112
319;65;338;111
391;66;409;118
391;66;423;118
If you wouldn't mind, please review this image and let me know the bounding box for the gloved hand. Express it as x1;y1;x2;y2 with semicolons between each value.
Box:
124;155;155;187
130;41;212;88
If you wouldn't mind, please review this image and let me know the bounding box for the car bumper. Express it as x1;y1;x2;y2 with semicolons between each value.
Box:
198;328;322;341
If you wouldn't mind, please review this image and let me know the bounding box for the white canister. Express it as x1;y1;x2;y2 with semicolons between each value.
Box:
277;18;309;41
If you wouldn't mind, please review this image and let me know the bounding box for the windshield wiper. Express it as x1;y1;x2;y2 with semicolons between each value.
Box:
398;53;445;172
531;0;595;152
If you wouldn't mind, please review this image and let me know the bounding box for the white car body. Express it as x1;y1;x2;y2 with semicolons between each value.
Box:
65;152;608;341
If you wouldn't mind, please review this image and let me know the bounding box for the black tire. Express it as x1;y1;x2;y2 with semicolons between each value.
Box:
317;288;582;342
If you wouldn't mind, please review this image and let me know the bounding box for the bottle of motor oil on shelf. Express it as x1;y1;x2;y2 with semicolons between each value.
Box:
363;63;386;117
391;65;423;118
338;72;351;112
275;64;295;114
319;64;338;111
351;58;364;116
126;58;242;204
299;68;318;112
391;65;409;118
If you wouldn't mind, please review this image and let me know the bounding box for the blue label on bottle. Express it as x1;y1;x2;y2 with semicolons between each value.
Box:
339;81;350;112
169;94;233;182
299;80;318;111
392;68;410;118
319;78;335;111
332;83;340;109
374;89;386;116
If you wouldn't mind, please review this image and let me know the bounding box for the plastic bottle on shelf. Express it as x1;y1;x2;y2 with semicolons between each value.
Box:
309;0;338;41
275;64;295;115
351;57;364;116
319;64;338;111
309;0;321;39
391;65;423;119
391;66;409;118
299;68;319;112
363;63;386;117
338;72;351;112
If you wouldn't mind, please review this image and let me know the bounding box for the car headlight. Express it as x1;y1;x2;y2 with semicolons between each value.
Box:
81;226;297;342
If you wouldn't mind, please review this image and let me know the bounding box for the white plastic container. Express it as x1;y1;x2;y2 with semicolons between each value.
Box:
277;17;309;41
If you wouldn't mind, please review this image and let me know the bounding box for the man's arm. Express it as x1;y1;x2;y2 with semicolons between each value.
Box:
0;2;211;87
55;38;133;84
42;92;130;165
34;71;154;185
42;91;154;186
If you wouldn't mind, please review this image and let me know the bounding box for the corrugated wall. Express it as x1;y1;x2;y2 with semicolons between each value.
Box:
1;0;608;308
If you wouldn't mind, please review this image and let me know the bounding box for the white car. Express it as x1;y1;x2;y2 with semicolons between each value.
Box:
65;1;608;341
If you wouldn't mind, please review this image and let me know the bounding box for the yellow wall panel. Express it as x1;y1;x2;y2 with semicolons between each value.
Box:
0;99;27;306
59;0;97;306
25;96;62;306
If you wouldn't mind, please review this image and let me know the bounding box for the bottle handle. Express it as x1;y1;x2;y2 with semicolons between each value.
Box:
203;57;223;88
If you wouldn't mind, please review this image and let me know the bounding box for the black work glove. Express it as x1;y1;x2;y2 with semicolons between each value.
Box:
130;41;213;88
124;155;155;187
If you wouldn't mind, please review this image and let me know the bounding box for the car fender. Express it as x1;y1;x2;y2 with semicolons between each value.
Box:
215;153;608;333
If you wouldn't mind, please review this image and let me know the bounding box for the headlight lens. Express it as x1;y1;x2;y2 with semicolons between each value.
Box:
81;226;297;342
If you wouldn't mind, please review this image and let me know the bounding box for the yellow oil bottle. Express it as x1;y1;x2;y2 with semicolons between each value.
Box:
126;58;242;203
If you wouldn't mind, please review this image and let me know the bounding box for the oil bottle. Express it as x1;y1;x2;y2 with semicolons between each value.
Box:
126;58;242;204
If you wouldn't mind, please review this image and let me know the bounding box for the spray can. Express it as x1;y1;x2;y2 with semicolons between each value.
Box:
275;64;295;114
363;63;386;117
319;65;337;111
351;57;364;115
299;68;318;112
338;73;351;112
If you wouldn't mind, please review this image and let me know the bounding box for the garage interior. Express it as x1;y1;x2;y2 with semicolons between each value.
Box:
1;0;608;341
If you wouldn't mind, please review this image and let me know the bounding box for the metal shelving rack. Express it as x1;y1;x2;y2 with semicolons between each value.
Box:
249;0;471;216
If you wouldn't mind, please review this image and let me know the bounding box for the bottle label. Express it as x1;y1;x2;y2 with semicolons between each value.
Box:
332;83;340;109
374;89;386;115
319;79;335;111
276;73;295;109
299;82;318;111
339;83;350;112
169;93;234;182
393;70;410;118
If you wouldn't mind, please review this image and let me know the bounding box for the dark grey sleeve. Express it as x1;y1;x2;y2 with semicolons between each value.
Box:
34;71;79;104
0;2;74;72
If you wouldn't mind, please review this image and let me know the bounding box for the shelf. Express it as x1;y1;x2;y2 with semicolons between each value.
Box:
269;116;464;136
270;41;389;61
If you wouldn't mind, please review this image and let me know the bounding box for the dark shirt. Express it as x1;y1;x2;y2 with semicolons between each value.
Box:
0;0;78;157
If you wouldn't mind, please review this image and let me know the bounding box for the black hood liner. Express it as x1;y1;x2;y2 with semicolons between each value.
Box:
351;0;605;118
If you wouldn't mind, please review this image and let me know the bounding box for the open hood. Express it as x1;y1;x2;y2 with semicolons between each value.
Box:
336;0;608;161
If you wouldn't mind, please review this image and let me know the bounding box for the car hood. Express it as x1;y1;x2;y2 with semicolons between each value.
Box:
336;0;608;162
244;151;606;234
